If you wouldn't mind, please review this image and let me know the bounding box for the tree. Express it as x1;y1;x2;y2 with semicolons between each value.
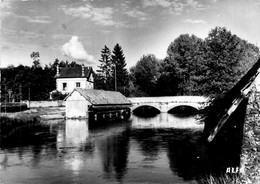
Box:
0;58;86;102
202;27;245;96
30;51;40;68
166;34;204;95
156;57;180;96
111;43;129;95
128;66;148;97
165;27;259;96
235;41;259;79
131;54;160;96
96;45;114;90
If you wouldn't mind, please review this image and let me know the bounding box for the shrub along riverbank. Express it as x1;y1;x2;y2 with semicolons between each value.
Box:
0;102;28;113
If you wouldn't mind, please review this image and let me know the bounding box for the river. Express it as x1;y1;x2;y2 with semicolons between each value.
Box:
0;113;240;184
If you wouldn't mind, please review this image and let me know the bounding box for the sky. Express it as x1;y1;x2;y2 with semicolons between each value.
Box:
1;0;260;70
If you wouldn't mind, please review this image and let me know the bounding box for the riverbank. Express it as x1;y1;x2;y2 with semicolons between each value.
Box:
0;106;65;121
240;87;260;184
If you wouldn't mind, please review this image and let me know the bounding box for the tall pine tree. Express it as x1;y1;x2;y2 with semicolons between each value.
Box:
96;45;114;90
111;43;129;95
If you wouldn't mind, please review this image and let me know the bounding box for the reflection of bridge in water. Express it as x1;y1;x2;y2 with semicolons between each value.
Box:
128;96;208;113
131;113;204;129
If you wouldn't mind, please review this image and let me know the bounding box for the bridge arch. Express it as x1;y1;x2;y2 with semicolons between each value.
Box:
167;104;200;114
132;104;161;113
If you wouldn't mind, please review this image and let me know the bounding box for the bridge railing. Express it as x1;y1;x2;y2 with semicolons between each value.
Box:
128;96;208;104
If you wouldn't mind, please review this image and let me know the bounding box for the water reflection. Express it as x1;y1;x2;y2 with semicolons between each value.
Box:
57;119;95;157
97;129;130;181
166;130;208;180
130;128;207;181
131;113;204;129
0;114;241;184
65;119;89;147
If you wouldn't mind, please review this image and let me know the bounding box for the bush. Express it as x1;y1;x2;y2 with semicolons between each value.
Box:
50;91;68;100
0;102;28;112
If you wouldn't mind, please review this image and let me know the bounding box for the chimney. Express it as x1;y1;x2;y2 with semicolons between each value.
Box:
56;65;59;76
82;64;85;77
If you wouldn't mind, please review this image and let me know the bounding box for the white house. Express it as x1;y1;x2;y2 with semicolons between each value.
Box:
55;65;94;94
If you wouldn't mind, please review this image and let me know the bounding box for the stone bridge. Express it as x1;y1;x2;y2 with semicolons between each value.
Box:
128;96;208;113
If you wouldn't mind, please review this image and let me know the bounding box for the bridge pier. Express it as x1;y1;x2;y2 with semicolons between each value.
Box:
160;104;168;113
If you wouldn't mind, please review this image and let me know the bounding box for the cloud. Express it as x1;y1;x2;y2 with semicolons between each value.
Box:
0;1;13;18
143;0;207;15
186;0;207;10
10;14;51;23
26;16;51;23
0;0;12;9
183;19;206;24
143;0;172;8
61;4;126;27
2;45;11;50
124;9;147;20
2;28;45;44
61;36;94;62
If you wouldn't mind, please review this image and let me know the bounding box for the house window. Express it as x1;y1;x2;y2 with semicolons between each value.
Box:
63;83;67;91
76;82;80;87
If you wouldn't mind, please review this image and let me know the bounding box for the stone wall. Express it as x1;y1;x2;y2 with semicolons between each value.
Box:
240;85;260;183
22;100;65;108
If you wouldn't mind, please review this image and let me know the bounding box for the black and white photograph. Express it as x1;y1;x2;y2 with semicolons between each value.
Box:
1;0;260;183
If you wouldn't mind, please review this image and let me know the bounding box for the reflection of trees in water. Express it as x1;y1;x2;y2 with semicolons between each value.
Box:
131;128;210;181
31;146;42;167
0;121;59;168
0;154;8;169
130;129;162;159
97;129;130;182
166;131;208;181
0;121;56;148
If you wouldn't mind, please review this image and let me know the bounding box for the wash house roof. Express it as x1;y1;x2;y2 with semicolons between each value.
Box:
55;66;93;79
65;88;132;106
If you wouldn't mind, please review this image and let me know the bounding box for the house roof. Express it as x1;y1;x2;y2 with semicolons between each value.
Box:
65;88;132;106
55;66;93;79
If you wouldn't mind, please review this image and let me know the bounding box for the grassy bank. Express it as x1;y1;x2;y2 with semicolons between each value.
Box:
202;174;241;184
0;106;65;120
0;102;28;113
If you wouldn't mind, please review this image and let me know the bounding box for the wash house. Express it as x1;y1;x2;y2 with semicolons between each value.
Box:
64;88;132;120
